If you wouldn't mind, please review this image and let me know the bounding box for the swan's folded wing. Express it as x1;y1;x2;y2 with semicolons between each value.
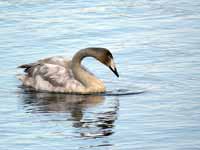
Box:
18;63;73;87
35;63;73;87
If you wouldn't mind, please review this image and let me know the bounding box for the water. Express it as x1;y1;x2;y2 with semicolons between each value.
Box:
0;0;200;149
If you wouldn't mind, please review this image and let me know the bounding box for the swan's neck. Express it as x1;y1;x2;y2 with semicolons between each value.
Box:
71;48;105;93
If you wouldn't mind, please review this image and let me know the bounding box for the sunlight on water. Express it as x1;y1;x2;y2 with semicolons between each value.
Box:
0;0;200;149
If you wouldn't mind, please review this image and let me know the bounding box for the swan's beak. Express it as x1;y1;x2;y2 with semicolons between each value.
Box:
109;59;119;77
109;66;119;77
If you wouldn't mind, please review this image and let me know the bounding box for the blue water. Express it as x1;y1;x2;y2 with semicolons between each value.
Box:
0;0;200;149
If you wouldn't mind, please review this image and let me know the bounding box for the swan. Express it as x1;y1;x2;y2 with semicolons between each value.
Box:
17;47;119;94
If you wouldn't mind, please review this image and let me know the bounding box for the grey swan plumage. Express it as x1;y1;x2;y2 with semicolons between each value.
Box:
17;47;119;94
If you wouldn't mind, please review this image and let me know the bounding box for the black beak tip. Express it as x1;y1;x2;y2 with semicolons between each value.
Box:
109;66;119;78
116;73;119;78
115;71;119;78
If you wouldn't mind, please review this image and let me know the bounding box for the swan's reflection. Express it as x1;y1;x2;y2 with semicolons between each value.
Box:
19;87;119;138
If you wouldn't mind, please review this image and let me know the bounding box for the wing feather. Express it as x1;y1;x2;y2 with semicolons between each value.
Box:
35;63;73;87
18;56;85;92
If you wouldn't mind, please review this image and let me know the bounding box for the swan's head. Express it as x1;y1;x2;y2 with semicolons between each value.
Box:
90;48;119;77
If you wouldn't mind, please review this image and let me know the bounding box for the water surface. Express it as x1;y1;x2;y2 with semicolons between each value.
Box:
0;0;200;149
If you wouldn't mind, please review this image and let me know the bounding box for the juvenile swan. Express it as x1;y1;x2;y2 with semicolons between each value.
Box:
17;47;119;94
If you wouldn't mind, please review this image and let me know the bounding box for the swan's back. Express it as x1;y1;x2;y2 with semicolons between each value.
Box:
18;56;85;93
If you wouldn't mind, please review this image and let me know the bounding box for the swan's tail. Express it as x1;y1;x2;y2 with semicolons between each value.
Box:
17;74;34;87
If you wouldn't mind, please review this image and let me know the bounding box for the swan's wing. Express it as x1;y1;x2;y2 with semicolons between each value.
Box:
36;63;73;87
19;62;74;87
18;56;92;91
